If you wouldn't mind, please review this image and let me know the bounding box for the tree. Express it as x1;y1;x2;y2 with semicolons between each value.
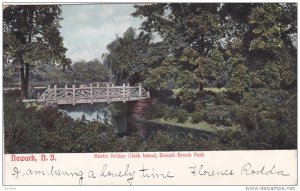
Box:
133;3;230;91
3;5;68;98
73;59;109;84
228;64;250;93
103;27;153;85
133;3;296;93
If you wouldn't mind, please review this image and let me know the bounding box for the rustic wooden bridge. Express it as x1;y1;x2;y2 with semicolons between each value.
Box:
24;83;150;105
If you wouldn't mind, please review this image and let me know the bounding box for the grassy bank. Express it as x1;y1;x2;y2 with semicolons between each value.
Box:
148;118;238;134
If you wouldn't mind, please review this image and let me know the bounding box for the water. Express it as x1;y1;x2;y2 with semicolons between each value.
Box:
57;102;211;138
58;103;128;134
58;103;111;123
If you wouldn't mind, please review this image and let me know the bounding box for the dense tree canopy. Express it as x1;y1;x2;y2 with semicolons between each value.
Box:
3;5;68;98
102;3;297;149
130;3;297;92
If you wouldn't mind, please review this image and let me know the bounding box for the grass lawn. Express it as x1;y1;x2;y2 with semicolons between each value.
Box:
148;117;238;134
172;87;226;97
205;87;226;93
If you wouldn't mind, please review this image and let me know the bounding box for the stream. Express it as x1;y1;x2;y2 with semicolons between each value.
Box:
57;100;214;140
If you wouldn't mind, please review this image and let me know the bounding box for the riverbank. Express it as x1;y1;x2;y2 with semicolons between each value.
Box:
148;118;238;134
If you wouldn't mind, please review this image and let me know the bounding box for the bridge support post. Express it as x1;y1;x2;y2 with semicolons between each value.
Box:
54;84;57;102
46;85;50;101
139;83;142;98
107;84;110;103
64;85;68;102
72;85;76;105
123;83;126;103
90;84;93;104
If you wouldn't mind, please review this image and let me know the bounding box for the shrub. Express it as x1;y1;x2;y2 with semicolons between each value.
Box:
163;108;177;120
150;88;173;97
233;107;258;131
196;90;217;106
143;103;170;119
224;91;244;104
215;93;238;106
145;130;175;151
176;109;189;123
163;108;189;123
203;105;233;126
176;90;197;112
191;110;204;123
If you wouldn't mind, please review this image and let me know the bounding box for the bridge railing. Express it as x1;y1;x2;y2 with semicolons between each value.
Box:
38;83;150;105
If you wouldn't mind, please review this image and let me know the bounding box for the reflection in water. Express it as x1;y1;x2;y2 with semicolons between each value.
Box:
58;103;111;123
56;102;210;138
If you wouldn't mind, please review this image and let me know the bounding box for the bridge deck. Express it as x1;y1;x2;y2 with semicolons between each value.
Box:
25;83;150;105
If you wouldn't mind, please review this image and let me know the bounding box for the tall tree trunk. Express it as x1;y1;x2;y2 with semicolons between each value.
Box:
25;62;30;96
200;34;205;54
199;82;204;91
19;54;29;99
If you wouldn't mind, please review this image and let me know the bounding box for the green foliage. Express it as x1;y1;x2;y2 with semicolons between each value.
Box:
204;105;233;126
175;109;189;123
191;110;205;124
249;4;286;50
4;3;297;152
255;49;296;90
144;130;225;151
72;59;109;84
145;63;176;90
215;93;238;106
3;5;68;98
197;90;217;106
145;131;175;151
228;64;250;93
12;59;109;88
3;5;67;62
229;89;297;149
176;90;198;112
3;90;120;153
103;27;153;85
143;103;171;119
161;108;189;123
4;90;41;153
109;102;128;116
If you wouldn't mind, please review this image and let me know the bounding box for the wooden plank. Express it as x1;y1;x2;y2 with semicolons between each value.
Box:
139;83;142;97
72;85;76;105
107;84;110;103
28;83;150;105
46;85;50;101
33;87;47;89
90;84;93;104
54;85;57;102
123;83;126;103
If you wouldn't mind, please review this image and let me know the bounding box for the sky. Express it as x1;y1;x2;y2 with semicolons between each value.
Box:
59;4;144;62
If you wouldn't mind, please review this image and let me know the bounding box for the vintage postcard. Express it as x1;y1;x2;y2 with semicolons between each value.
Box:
2;1;298;189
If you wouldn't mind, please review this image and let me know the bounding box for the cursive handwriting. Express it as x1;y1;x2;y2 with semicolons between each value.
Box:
139;165;174;179
11;164;175;185
10;162;291;185
241;163;290;176
99;164;135;185
189;164;234;176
